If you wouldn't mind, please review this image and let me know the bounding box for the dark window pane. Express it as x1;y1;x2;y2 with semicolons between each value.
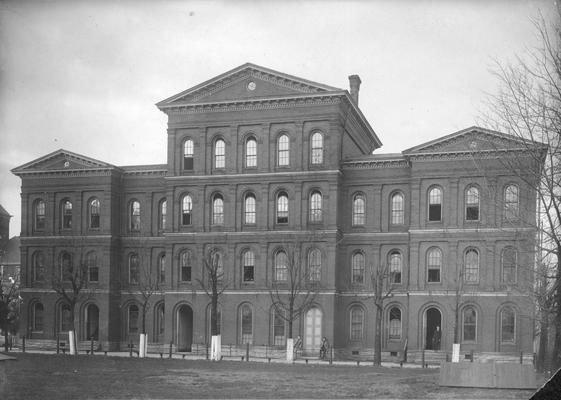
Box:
184;156;193;170
428;204;441;221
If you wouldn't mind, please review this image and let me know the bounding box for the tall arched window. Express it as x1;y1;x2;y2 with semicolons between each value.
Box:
277;134;289;166
34;199;46;230
500;307;516;343
130;200;141;231
128;304;139;336
389;307;402;339
310;131;323;165
154;303;165;343
242;250;255;282
276;192;289;224
308;248;321;281
504;184;519;220
390;193;404;225
159;199;167;230
428;187;442;222
214;139;225;169
272;308;286;346
464;248;479;283
240;304;253;344
245;137;257;168
89;198;101;228
465;186;480;221
32;302;44;332
502;247;517;284
86;252;98;283
212;194;224;225
158;253;166;284
427;248;442;283
351;252;365;284
389;251;402;284
462;307;477;342
62;200;73;229
352;193;365;226
32;251;45;282
274;250;288;282
180;251;191;282
181;195;192;226
183;139;194;170
309;191;322;222
349;306;364;341
129;253;139;284
60;252;72;280
244;194;256;225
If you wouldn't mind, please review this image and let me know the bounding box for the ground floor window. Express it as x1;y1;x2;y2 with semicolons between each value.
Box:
240;304;253;344
389;307;402;340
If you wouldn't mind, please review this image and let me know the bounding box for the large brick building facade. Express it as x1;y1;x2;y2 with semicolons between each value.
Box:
12;64;539;356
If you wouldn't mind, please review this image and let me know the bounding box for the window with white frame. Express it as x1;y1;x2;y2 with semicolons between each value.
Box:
352;193;365;226
274;250;288;282
276;192;289;224
390;193;404;225
350;306;364;341
212;194;224;225
181;195;192;226
462;306;477;342
244;193;256;225
245;137;257;168
240;304;253;344
309;191;322;222
504;184;519;220
214;139;225;169
389;251;402;284
427;247;442;283
428;187;442;222
464;248;479;283
389;307;402;339
465;186;480;221
310;131;323;164
277;134;289;166
351;252;365;284
183;139;194;170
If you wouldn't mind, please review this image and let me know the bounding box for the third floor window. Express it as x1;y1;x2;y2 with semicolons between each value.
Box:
62;200;73;229
278;134;289;166
428;187;442;222
214;139;225;169
390;193;404;225
276;192;289;224
310;132;323;165
465;186;480;221
183;139;194;170
246;138;257;168
89;198;100;229
181;195;192;225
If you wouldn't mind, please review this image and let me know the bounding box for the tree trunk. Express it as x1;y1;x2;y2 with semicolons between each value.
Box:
537;311;549;372
374;303;382;366
210;291;220;361
553;256;561;370
69;305;77;355
3;330;8;352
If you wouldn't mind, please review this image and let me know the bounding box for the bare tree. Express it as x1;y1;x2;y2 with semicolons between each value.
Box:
369;262;397;366
269;240;319;360
0;269;21;352
479;8;561;369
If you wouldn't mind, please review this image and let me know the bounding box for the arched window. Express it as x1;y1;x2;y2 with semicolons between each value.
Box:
389;307;402;339
159;199;167;230
274;250;288;282
62;200;73;229
502;247;517;284
351;252;365;284
428;187;442;222
350;306;364;341
244;194;256;225
183;139;194;170
181;195;192;226
310;131;323;165
352;193;365;226
129;253;139;284
214;139;225;169
462;307;477;342
58;303;72;333
32;251;45;282
389;251;402;284
277;134;289;166
390;193;404;225
276;192;289;224
272;308;286;346
158;253;166;284
32;302;44;332
130;200;141;231
128;304;139;336
180;251;191;282
500;307;516;343
465;186;480;221
464;249;479;283
85;304;99;340
154;303;165;343
427;248;442;283
309;191;322;222
308;248;321;281
245;137;257;168
86;252;98;283
89;198;100;228
34;199;46;230
60;252;72;280
504;184;519;220
242;250;255;282
240;304;253;344
212;194;224;225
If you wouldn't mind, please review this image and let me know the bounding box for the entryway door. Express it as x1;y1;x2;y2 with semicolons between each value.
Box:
304;307;322;355
425;307;442;350
176;305;193;352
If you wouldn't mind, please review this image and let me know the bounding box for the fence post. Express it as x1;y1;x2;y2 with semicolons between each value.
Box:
56;335;60;354
90;337;94;355
470;349;474;363
169;342;173;359
206;341;209;360
520;351;523;364
246;343;250;362
422;350;425;368
129;341;133;357
22;336;25;353
330;346;333;365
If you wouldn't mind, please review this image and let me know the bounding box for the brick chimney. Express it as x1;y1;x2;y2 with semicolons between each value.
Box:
348;75;361;105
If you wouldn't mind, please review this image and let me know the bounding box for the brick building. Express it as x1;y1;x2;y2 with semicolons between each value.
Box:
12;64;540;357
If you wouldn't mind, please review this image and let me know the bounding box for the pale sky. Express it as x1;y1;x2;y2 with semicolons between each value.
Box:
0;0;557;236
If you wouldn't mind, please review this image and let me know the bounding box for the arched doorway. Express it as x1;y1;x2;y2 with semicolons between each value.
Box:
425;307;442;350
176;305;193;352
304;307;322;355
85;304;99;340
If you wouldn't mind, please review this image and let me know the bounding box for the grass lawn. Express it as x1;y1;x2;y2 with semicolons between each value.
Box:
1;353;538;399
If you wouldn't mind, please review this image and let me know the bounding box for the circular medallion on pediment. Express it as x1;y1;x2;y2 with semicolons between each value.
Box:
64;161;70;168
247;81;256;91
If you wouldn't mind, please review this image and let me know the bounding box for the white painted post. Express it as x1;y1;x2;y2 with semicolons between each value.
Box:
68;330;76;355
286;338;294;362
452;343;460;363
211;335;221;361
139;334;146;358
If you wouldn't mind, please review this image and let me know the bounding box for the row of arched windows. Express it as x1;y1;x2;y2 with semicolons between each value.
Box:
350;183;520;226
30;250;99;283
33;198;101;231
29;301;100;341
182;131;325;171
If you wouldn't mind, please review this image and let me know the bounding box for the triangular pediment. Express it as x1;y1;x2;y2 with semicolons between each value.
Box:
11;149;115;175
403;127;540;155
157;63;342;107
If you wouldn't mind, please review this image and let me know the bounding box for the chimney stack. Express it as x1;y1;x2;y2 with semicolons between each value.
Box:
348;75;362;105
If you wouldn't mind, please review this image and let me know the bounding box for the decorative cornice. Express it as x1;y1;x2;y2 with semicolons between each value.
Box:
122;169;167;176
342;158;410;169
13;168;115;178
405;148;531;161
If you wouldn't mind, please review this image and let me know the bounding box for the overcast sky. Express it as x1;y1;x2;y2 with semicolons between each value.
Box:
0;0;557;237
